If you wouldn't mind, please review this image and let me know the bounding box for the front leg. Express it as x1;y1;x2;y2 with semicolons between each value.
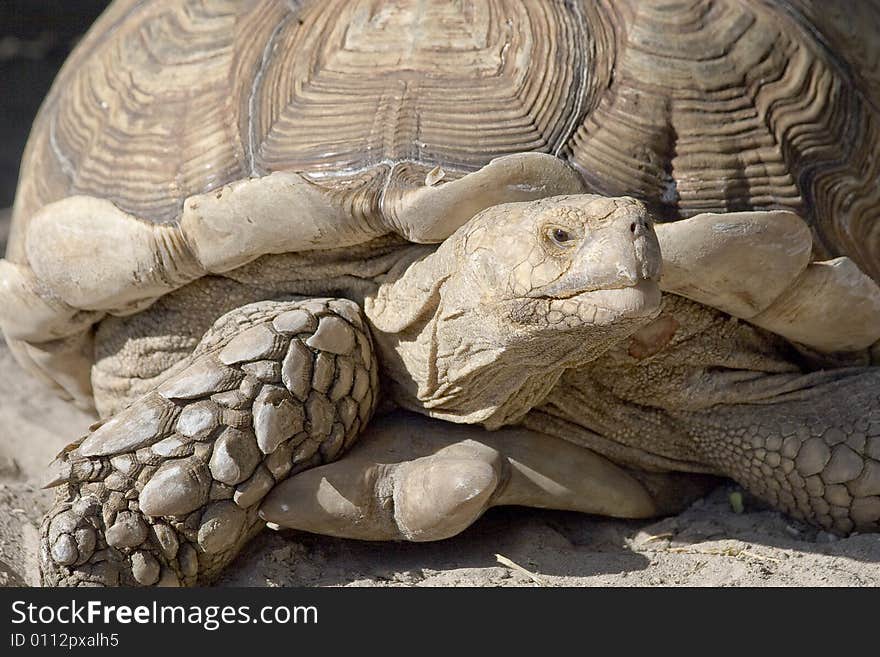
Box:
530;296;880;536
40;298;378;586
678;368;880;534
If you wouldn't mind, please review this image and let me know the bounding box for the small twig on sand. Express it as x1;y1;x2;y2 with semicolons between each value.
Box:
639;532;674;544
495;554;548;586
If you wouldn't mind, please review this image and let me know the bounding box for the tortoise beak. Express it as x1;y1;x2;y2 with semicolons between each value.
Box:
537;209;662;299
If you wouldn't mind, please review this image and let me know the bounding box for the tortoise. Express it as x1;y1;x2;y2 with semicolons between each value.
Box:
1;0;879;587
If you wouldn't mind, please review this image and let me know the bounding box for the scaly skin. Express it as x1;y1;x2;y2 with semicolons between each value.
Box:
678;368;880;533
40;298;378;586
530;295;880;534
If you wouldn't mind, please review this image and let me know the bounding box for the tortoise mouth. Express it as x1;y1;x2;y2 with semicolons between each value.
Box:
509;280;661;329
569;280;662;320
533;279;660;317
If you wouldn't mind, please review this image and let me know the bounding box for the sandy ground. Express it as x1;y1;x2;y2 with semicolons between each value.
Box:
0;335;877;587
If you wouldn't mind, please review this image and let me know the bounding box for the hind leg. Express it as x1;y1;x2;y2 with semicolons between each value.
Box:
261;411;713;541
40;297;378;586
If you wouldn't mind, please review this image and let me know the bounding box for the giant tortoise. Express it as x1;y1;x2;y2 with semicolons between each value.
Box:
1;0;879;586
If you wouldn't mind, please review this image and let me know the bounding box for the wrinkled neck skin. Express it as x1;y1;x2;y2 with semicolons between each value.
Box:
365;238;655;430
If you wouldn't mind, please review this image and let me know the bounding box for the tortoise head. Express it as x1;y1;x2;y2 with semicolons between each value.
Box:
366;195;662;428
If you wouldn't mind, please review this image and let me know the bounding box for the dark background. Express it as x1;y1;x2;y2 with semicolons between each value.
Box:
0;1;111;209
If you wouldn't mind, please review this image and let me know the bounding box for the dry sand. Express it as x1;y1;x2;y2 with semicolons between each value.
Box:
0;338;877;587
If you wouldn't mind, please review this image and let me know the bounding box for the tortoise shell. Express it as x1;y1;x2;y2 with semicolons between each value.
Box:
9;0;880;280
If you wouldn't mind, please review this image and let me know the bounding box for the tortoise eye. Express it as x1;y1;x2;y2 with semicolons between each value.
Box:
548;227;575;246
